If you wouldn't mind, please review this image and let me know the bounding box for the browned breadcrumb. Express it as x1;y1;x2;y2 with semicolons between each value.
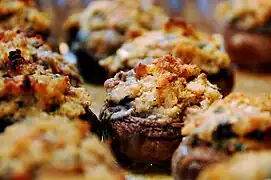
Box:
0;73;91;126
216;0;271;30
0;0;50;35
100;18;230;76
182;93;271;142
64;0;168;59
198;151;271;180
103;55;222;123
0;30;82;86
0;113;124;180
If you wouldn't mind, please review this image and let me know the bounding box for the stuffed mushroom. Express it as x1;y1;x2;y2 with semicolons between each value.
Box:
101;19;233;95
0;30;99;133
172;93;271;180
64;0;168;83
100;55;222;169
217;0;271;68
0;113;124;180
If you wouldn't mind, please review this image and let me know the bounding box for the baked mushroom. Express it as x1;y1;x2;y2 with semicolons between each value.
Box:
0;113;124;180
0;0;51;39
217;0;271;69
101;19;233;96
0;30;99;133
64;0;168;83
100;55;222;169
172;93;271;180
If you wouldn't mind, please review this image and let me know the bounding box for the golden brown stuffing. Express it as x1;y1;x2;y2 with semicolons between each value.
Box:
0;30;93;133
198;151;271;180
0;73;92;129
182;93;271;142
0;113;124;180
216;0;271;30
0;0;50;36
100;18;230;76
64;0;168;59
103;55;222;123
0;30;82;86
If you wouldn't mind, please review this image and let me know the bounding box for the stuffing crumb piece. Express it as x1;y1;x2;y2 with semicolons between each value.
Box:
0;0;50;36
216;0;271;30
0;30;82;86
100;18;230;76
182;93;271;142
103;55;222;123
64;0;168;59
0;113;124;180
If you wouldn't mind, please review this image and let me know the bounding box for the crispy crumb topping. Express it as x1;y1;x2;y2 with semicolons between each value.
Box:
100;18;230;76
0;114;123;179
216;0;271;30
103;55;222;123
0;0;50;34
0;73;91;124
0;30;82;86
64;0;168;58
198;151;271;180
183;93;271;142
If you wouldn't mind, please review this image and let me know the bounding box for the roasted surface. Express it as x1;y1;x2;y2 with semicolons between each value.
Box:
100;55;221;166
0;113;124;180
0;0;50;38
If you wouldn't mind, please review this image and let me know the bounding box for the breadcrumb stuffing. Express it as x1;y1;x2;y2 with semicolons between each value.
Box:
0;73;91;125
182;93;271;142
0;113;124;180
103;55;222;123
100;18;230;76
0;30;82;86
0;30;89;130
